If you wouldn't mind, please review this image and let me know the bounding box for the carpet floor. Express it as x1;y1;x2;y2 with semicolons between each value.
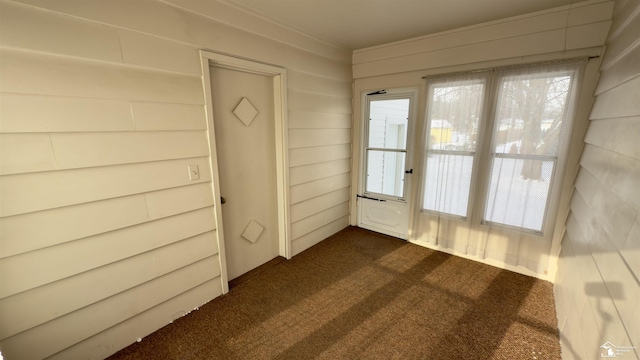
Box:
108;226;561;360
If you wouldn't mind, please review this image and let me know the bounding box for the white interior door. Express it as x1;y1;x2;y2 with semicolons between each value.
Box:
357;90;417;239
209;65;279;280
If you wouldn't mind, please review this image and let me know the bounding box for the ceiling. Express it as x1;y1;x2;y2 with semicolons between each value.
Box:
221;0;582;50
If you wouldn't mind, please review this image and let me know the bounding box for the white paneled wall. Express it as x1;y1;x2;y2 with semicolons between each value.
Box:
554;0;640;358
352;0;614;78
0;0;351;358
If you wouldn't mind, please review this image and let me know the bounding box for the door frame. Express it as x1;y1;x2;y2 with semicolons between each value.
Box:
354;87;419;239
200;50;290;294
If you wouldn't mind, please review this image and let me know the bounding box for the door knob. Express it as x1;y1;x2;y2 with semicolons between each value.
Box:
221;196;227;204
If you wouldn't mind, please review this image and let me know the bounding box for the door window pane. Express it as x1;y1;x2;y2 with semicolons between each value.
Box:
368;99;409;150
366;150;406;197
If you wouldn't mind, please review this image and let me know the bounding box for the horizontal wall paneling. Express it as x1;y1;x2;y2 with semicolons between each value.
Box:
0;0;354;358
556;1;640;357
291;202;350;240
0;94;134;133
10;0;351;79
0;231;219;339
48;279;223;360
1;256;221;360
290;173;351;205
595;39;640;94
289;144;351;167
0;183;214;259
288;110;352;129
584;116;640;159
0;48;204;104
580;144;640;209
162;0;351;62
353;0;613;65
291;216;350;256
0;208;216;298
50;131;209;169
0;157;212;217
352;0;614;79
289;158;351;186
290;187;351;223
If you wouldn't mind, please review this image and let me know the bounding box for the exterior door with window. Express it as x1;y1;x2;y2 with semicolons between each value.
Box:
357;90;417;239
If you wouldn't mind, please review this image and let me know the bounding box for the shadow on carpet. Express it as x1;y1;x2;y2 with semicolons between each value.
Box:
108;226;561;359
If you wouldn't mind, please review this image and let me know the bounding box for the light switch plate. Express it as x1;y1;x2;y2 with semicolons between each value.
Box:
188;164;200;180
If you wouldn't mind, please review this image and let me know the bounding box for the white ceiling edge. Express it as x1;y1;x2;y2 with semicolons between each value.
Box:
223;0;606;51
353;0;611;53
214;0;352;51
164;0;352;63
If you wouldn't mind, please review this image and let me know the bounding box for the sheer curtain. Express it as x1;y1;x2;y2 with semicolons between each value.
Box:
420;74;487;218
484;64;579;233
411;60;583;274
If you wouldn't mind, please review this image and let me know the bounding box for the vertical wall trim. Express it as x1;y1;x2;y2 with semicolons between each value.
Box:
199;52;230;294
273;72;292;259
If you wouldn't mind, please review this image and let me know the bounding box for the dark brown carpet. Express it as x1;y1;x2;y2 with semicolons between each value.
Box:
108;226;561;360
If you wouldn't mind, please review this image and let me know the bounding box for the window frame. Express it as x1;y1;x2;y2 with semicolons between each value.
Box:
421;74;491;220
421;62;583;236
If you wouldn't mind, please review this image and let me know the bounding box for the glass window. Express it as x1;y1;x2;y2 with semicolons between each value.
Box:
421;63;580;234
423;153;475;217
483;69;575;232
423;79;485;217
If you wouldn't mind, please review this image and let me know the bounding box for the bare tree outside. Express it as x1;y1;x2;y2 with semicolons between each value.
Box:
496;73;572;180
